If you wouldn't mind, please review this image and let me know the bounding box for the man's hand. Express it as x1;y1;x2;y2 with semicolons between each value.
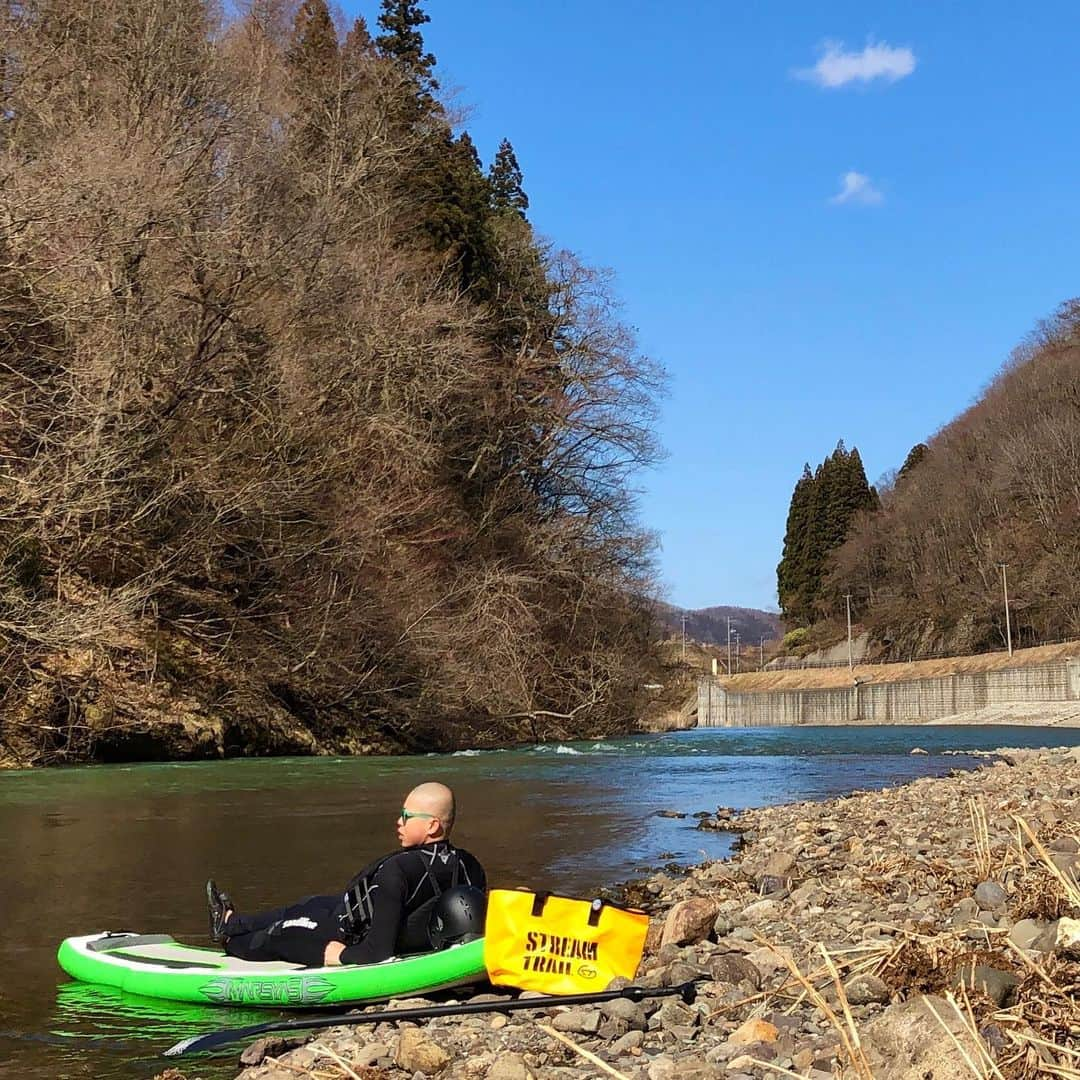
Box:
323;940;346;966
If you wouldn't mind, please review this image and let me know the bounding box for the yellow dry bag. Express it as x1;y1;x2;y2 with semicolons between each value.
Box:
483;889;649;994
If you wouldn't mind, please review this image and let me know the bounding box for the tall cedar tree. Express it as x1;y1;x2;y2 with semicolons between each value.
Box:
777;464;814;621
375;0;437;94
489;138;529;216
287;0;337;81
896;442;928;484
343;15;373;61
285;0;339;161
415;131;496;296
777;442;877;626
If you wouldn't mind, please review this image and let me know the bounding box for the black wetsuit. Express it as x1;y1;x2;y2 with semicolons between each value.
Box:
222;841;485;967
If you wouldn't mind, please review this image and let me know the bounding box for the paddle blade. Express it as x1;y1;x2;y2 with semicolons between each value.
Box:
164;1022;271;1057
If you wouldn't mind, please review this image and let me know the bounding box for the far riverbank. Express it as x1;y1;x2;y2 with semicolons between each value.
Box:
699;647;1080;728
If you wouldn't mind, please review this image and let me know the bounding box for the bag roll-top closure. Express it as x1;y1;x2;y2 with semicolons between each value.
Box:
529;892;610;927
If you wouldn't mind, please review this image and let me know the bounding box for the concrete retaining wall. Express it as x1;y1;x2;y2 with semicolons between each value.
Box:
698;658;1080;727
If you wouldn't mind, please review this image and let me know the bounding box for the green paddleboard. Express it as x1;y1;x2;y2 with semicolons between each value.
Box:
58;931;486;1007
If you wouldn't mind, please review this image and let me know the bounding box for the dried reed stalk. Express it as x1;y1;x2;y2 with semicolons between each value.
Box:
537;1023;631;1080
308;1043;366;1080
751;936;874;1080
969;797;992;880
1014;815;1080;909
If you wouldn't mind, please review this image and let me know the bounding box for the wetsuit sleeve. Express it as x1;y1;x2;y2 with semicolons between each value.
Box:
339;858;409;966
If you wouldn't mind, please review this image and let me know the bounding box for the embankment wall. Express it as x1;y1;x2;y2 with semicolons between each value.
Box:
697;658;1080;727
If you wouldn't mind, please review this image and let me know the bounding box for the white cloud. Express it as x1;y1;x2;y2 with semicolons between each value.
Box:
797;40;916;88
829;171;883;206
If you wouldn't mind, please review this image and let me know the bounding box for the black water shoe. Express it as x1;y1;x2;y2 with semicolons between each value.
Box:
206;879;232;943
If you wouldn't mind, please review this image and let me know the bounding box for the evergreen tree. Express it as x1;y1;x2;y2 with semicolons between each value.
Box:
376;0;437;92
897;442;928;485
343;15;374;63
287;0;338;83
488;138;529;216
284;0;339;163
777;442;878;626
412;130;496;295
777;464;815;624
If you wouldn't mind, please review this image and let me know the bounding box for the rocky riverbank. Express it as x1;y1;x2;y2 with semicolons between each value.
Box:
163;746;1080;1080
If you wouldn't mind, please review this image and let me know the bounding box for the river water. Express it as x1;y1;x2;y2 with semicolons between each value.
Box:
4;724;1080;1079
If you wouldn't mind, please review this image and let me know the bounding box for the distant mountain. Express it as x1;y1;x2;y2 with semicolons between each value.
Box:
656;603;783;646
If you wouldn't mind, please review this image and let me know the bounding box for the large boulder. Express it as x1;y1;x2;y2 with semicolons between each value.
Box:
862;995;987;1080
660;897;722;948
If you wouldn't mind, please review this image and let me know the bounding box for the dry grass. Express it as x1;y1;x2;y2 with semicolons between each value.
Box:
730;811;1080;1080
719;640;1080;693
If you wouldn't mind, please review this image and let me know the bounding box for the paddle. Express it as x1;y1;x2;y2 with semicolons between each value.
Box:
164;979;700;1057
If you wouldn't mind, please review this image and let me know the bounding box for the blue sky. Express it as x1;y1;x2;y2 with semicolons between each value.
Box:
345;1;1080;611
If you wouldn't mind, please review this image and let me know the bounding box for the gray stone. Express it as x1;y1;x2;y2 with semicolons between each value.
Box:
843;974;890;1005
951;964;1020;1007
700;862;734;883
485;1053;535;1080
1051;852;1080;874
1049;836;1080;854
953;897;979;921
653;1000;697;1031
663;960;707;987
974;881;1007;910
610;1029;645;1055
600;997;647;1030
764;851;797;877
1009;918;1052;950
238;1036;303;1067
741;897;782;923
550;1008;601;1035
651;1059;719;1080
712;912;734;937
353;1042;392;1068
646;1054;677;1080
707;953;762;989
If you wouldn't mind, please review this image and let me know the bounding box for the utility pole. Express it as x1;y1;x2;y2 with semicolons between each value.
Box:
726;617;732;676
999;563;1013;656
734;631;741;673
760;636;765;671
681;614;687;662
845;593;854;671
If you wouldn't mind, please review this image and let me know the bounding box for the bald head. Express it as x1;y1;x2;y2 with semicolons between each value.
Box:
402;782;456;840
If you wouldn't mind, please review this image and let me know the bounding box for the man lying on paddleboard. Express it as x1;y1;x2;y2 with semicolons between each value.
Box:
205;782;486;967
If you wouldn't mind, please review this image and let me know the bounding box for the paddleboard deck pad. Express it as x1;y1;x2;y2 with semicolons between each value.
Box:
57;932;487;1007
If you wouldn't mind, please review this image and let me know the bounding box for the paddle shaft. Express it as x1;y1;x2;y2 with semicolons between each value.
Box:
164;980;699;1057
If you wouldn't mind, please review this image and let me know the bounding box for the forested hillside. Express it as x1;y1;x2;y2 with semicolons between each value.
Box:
656;604;782;647
824;304;1080;657
0;0;666;764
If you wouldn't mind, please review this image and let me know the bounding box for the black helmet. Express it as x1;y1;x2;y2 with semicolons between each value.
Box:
428;886;487;949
